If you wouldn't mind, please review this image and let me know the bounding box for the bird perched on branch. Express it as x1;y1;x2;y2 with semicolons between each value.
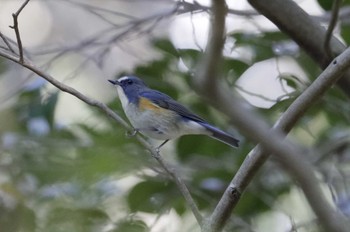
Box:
109;75;239;151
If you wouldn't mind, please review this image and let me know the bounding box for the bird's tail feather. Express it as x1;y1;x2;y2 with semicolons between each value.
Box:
199;122;239;148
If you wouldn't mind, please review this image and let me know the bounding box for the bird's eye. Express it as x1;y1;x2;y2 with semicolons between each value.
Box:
127;79;133;85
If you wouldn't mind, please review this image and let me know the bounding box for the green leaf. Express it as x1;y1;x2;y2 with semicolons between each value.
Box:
341;24;350;45
153;38;179;57
46;207;109;232
178;49;202;70
113;220;148;232
317;0;333;11
134;58;170;78
127;179;177;213
235;191;270;216
294;51;321;81
223;58;249;79
230;32;292;62
0;57;8;74
278;74;304;90
177;135;231;161
43;92;59;127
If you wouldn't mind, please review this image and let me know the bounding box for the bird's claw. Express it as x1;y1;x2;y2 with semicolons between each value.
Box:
126;128;139;138
152;149;161;158
154;140;169;154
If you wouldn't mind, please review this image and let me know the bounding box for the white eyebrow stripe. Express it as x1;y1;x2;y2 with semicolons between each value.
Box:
118;76;130;82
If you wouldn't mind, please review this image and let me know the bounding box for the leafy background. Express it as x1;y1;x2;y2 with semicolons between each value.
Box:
1;0;350;231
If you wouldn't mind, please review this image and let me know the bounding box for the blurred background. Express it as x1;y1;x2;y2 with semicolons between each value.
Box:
1;0;350;231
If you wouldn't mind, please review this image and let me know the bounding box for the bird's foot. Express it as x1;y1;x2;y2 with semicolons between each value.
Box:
154;140;169;154
126;128;139;138
152;149;161;158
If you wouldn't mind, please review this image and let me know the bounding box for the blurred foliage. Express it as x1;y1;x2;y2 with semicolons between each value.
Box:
1;0;350;231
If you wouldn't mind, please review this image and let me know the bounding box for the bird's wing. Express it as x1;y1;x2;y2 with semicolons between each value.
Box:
139;90;206;122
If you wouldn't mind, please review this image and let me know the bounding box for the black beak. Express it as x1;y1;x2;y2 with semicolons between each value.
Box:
108;79;120;85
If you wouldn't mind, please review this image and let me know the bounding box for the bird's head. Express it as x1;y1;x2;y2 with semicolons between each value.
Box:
108;75;147;104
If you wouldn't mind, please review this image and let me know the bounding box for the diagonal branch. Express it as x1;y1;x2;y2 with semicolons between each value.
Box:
195;0;350;232
0;48;203;225
210;52;350;232
192;0;228;229
209;49;350;232
0;32;16;54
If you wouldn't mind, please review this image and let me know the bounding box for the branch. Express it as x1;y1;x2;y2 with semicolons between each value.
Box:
194;0;350;231
193;0;227;93
0;49;203;226
9;0;30;63
324;0;341;58
209;49;350;232
192;0;228;230
152;152;203;223
179;1;259;16
0;32;15;53
248;0;350;97
205;49;350;232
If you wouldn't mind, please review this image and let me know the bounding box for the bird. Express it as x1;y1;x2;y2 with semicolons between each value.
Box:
108;75;239;151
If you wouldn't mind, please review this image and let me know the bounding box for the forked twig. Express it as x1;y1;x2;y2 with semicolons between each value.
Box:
9;0;30;63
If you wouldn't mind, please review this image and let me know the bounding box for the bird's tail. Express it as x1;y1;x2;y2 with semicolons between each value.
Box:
199;122;239;148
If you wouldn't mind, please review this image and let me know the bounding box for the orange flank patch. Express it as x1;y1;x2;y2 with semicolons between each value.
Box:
139;97;165;112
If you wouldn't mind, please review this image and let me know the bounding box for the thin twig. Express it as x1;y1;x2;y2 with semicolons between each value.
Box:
33;4;178;58
9;0;30;63
63;0;137;20
62;0;134;27
324;0;341;58
234;84;277;103
0;32;15;54
179;1;259;16
152;153;203;223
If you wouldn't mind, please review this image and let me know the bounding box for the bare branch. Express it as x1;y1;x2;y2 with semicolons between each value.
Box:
63;0;137;20
234;84;277;103
192;0;228;229
179;1;259;16
151;152;203;223
210;49;350;232
324;0;341;58
33;3;178;60
193;0;350;231
202;45;350;232
193;0;227;93
9;0;30;63
0;32;15;54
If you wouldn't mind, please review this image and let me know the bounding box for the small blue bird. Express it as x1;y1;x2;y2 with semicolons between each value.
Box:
108;76;239;150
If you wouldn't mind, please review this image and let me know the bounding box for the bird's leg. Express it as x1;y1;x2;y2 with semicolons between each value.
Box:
155;139;169;153
126;128;139;137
